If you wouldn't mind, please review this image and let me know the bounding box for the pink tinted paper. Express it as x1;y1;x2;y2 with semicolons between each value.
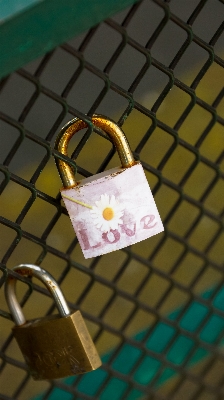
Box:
61;163;164;259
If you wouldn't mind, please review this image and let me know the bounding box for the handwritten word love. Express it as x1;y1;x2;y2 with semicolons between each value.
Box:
79;215;156;250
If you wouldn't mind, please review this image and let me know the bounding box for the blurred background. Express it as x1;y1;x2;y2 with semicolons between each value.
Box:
0;0;224;399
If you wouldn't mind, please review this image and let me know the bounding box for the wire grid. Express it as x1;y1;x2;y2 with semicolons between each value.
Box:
0;0;224;399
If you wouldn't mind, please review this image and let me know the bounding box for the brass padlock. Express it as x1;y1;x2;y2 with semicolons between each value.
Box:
55;114;164;259
5;264;102;380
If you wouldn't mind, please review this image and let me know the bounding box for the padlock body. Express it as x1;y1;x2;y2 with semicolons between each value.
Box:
62;162;164;259
13;310;101;380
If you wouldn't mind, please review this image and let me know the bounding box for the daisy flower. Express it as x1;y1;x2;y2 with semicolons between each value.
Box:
90;194;124;233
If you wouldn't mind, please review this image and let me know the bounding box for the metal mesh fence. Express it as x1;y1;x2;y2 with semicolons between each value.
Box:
0;0;224;399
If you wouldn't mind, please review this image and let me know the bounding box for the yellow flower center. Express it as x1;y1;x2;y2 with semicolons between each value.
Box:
102;207;114;221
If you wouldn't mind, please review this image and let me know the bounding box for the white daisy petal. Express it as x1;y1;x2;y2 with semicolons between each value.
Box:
99;194;105;205
110;221;118;230
90;193;124;233
101;221;108;233
102;194;109;208
109;195;116;207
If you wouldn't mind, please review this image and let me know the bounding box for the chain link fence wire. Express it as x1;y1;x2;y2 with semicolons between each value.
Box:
0;0;224;399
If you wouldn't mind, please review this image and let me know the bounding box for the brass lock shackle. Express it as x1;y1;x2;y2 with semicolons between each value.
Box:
5;264;70;326
55;114;135;188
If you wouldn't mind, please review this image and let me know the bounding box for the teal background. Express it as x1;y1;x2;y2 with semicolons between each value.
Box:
33;286;224;399
0;0;138;79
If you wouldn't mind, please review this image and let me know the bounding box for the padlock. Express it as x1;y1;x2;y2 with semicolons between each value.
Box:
5;264;102;380
55;114;164;259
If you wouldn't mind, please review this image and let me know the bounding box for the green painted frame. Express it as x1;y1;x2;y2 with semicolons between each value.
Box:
0;0;139;80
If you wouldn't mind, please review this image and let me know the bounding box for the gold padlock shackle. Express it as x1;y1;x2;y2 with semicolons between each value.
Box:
5;264;70;326
55;114;135;188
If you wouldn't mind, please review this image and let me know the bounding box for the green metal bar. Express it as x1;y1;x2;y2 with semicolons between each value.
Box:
0;0;139;80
